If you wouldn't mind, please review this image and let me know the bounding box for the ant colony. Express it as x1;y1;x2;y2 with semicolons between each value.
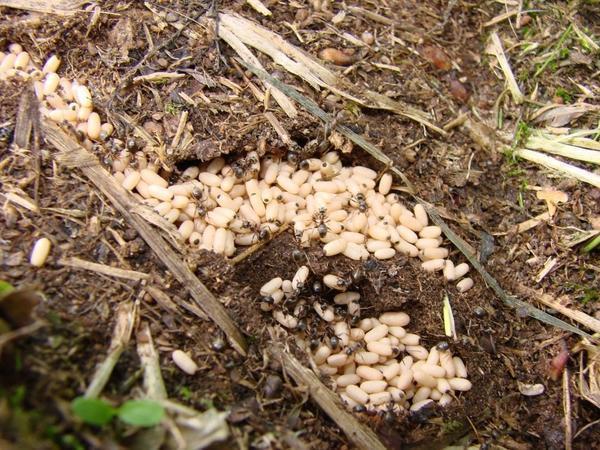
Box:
3;42;473;414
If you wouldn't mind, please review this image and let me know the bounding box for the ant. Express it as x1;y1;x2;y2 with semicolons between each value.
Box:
311;206;329;238
350;193;368;213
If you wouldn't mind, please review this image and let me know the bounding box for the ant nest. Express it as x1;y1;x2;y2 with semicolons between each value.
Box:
261;267;472;413
4;42;474;413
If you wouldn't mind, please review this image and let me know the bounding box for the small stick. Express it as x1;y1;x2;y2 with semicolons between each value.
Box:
563;367;572;450
270;343;387;450
85;302;138;398
136;321;167;400
59;256;150;281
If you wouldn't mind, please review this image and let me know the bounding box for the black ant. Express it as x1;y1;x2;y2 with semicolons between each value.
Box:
350;193;368;213
312;206;329;238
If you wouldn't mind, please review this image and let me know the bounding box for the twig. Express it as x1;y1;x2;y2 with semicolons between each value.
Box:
563;367;572;450
0;0;84;15
85;302;138;398
0;321;45;356
59;256;150;281
270;343;386;450
42;121;248;356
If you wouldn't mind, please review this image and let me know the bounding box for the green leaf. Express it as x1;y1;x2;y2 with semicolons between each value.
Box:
118;400;164;427
71;397;116;426
0;280;14;297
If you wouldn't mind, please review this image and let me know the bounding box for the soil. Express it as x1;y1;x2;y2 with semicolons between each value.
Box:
1;1;599;449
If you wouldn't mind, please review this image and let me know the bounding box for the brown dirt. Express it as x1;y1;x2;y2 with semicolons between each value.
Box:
1;1;599;449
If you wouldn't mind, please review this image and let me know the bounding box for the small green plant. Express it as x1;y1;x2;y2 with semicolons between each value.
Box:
513;120;532;149
579;288;599;305
164;101;183;115
71;397;164;427
555;87;573;103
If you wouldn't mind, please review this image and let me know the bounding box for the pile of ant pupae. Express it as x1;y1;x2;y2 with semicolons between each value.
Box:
260;265;472;413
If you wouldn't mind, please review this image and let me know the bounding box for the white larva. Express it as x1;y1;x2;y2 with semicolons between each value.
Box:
381;363;401;381
323;238;347;256
360;380;387;394
334;291;360;305
422;247;448;260
415;238;440;250
448;377;472;391
188;232;202;246
368;225;388;241
356;365;384;381
420;364;446;378
438;393;453;406
420;225;442;239
276;174;300;194
178;220;194;240
171;195;189;210
366;341;392;356
369;391;392;405
154;202;171;216
366;239;391;253
414;204;428;227
405;345;429;360
437;378;451;394
292;266;309;290
148;184;174;202
337;374;361;387
30;237;51;267
200;225;216;250
421;259;445;272
374;248;395;260
394;240;419;257
323;274;346;291
14;51;30;70
260;277;283;296
345;385;369;404
43;55;61;73
43;73;60;95
313;345;332;364
399;214;423;232
74;85;92;107
456;277;474;293
364;324;389;343
388;326;406;339
453;357;468;378
0;53;16;73
327;353;348;367
354;351;379;365
172;350;198;375
140;169;168;188
379;312;410;327
164;209;180;224
378;173;393;195
454;263;470;279
392;371;413;390
443;260;456;281
412;370;437;389
319;364;338;375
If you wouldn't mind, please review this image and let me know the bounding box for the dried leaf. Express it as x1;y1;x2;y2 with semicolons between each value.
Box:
534;104;599;127
536;188;568;216
0;288;42;327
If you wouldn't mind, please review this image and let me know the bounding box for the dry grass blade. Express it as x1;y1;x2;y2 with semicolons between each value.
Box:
516;286;600;334
526;135;600;165
59;257;150;281
488;32;524;104
217;24;297;118
270;342;386;450
513;149;600;188
563;367;573;450
219;13;445;135
85;302;138;398
137;321;167;400
42;121;248;356
0;0;84;15
246;0;271;16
